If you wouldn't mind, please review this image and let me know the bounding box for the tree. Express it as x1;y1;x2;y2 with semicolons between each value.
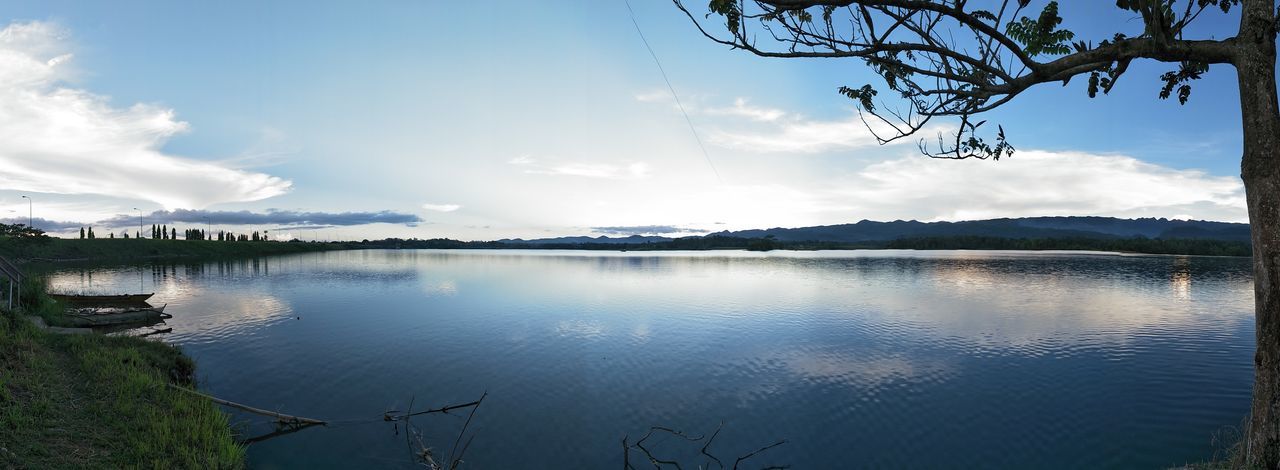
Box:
677;0;1279;463
87;226;94;239
79;227;84;239
0;223;46;240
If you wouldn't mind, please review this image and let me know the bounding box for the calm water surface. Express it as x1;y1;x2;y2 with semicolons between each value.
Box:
44;249;1255;468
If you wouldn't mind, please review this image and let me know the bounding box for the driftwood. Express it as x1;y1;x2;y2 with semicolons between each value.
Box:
383;398;484;421
239;421;322;445
167;384;326;426
385;392;487;470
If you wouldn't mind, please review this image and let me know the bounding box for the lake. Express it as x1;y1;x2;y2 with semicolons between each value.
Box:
42;249;1255;468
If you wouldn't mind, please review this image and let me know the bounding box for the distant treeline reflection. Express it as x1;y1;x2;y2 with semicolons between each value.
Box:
354;235;1251;256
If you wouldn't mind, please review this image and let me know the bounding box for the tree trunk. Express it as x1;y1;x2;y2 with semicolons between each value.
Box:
1240;0;1280;466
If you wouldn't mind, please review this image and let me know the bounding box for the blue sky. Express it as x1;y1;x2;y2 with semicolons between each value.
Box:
0;1;1256;240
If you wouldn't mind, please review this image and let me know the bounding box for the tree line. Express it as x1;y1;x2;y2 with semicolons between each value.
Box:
349;235;1250;256
74;224;272;242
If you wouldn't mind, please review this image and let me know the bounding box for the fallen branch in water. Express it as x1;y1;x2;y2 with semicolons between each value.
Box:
167;384;326;426
383;397;483;421
239;421;324;445
446;391;486;469
387;392;487;469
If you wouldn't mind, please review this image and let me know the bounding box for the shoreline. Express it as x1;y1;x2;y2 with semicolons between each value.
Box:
0;279;244;468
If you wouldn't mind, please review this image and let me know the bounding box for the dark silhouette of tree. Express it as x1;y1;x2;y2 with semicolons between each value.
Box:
677;0;1279;463
109;232;114;239
171;227;176;240
0;223;47;240
79;227;84;239
87;226;94;239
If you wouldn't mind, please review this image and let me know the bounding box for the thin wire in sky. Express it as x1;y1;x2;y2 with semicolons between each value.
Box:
622;0;722;183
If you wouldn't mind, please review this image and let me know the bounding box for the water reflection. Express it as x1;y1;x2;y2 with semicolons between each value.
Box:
41;253;421;342
39;250;1257;469
1173;256;1193;301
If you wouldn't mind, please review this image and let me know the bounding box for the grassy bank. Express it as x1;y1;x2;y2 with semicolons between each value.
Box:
0;282;244;468
0;237;345;263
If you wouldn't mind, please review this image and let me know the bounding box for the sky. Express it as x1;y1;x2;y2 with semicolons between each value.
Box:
0;1;1259;240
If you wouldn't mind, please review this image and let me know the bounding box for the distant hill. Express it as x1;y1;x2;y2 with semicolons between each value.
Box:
503;216;1250;245
713;216;1251;243
497;234;672;245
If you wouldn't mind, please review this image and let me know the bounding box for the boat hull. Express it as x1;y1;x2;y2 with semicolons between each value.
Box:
49;293;155;306
62;305;169;327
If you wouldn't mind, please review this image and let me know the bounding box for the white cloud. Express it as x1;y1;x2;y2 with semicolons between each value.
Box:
600;149;1246;233
633;90;669;103
507;155;536;165
837;150;1247;222
635;91;911;153
705;112;924;153
635;91;784;122
422;203;461;212
703;97;787;122
513;156;651;180
0;21;291;210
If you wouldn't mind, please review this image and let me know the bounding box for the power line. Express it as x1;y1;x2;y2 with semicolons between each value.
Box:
622;0;722;183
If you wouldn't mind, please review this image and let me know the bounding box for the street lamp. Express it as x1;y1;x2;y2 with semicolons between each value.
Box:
19;195;31;228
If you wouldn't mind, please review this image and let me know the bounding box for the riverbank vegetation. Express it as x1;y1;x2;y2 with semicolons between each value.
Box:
0;235;343;263
0;222;1254;263
0;281;243;468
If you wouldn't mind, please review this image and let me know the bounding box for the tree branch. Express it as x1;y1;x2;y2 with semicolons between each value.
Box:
675;0;1241;160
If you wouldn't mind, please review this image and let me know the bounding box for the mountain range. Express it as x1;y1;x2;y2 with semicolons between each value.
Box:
498;216;1250;245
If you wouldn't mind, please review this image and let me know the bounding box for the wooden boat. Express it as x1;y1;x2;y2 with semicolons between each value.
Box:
49;293;154;306
62;304;169;327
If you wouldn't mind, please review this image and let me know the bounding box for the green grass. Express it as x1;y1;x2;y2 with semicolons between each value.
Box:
0;237;343;263
0;286;244;469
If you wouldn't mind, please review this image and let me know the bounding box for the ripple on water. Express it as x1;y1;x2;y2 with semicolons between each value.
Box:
41;250;1257;468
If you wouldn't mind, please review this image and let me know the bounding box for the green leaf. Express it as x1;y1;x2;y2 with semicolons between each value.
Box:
838;84;878;112
1005;2;1075;57
970;10;998;22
